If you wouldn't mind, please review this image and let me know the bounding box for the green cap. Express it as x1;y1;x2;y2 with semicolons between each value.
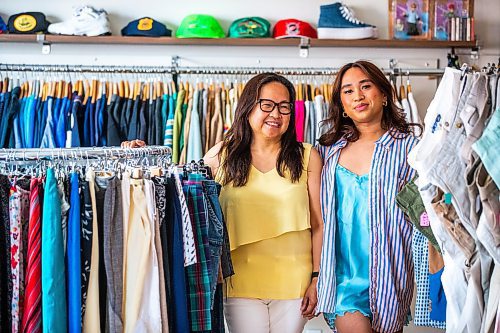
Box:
176;14;225;38
228;17;270;38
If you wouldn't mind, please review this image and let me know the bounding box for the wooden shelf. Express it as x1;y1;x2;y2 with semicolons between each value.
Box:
0;34;477;48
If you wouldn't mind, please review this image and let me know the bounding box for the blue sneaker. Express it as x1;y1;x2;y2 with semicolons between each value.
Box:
318;2;377;39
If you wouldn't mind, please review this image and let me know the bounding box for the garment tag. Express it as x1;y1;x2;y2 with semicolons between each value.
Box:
420;212;430;227
444;193;452;205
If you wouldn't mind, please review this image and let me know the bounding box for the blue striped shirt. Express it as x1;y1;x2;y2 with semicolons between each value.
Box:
316;129;418;333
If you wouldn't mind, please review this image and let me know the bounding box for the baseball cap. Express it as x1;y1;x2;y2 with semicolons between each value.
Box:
0;16;7;33
273;19;317;39
8;12;50;34
121;17;172;37
228;17;270;38
176;14;225;39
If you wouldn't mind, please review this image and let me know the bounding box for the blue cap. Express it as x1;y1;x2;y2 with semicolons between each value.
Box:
121;17;171;37
0;16;7;33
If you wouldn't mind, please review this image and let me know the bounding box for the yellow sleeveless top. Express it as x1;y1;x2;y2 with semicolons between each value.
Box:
217;143;313;299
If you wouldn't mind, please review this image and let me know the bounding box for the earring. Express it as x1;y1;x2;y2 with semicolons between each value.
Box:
342;112;348;118
382;100;388;107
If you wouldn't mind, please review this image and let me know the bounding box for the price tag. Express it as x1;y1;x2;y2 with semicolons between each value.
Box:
420;212;430;227
444;193;452;205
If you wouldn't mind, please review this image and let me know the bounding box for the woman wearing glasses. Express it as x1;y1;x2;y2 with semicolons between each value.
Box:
123;73;323;333
203;72;323;333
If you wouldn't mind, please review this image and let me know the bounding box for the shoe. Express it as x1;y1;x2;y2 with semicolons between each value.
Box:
317;2;376;39
48;5;111;36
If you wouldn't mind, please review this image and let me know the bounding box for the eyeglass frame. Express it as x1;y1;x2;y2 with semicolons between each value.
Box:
255;98;293;115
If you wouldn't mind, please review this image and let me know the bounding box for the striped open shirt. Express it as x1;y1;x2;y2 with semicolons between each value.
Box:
316;129;419;333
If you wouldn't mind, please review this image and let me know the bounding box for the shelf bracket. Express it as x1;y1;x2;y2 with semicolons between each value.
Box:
171;55;180;72
299;38;310;58
36;34;51;55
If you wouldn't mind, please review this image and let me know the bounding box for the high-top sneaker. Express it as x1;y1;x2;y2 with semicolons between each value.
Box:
48;5;111;36
317;2;377;39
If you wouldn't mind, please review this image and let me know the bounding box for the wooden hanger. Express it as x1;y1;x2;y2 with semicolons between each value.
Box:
118;80;124;98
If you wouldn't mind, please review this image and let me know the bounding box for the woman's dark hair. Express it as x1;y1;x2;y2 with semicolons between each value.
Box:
219;72;304;187
318;60;422;146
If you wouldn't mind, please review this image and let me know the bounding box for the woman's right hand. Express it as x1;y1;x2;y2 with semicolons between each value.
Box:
121;139;146;148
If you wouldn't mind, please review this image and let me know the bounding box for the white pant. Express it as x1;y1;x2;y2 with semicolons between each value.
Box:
224;298;307;333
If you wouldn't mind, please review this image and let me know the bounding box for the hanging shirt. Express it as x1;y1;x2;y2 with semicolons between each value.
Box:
407;89;421;124
317;129;418;333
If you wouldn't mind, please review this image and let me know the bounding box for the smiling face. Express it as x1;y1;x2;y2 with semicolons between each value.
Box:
248;81;291;141
340;67;387;126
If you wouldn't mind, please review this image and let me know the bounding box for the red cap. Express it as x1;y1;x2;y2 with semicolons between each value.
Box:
273;19;317;39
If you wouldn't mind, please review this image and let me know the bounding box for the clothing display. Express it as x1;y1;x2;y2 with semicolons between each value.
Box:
0;146;232;333
0;60;498;333
408;66;500;333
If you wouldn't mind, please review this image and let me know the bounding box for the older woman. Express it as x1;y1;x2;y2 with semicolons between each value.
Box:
124;72;323;333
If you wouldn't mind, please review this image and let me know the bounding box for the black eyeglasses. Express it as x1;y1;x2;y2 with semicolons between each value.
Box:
256;99;293;115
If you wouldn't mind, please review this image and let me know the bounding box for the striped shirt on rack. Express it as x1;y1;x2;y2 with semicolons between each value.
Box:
316;129;418;333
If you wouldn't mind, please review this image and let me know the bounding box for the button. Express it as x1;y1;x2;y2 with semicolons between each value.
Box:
456;122;463;128
444;121;450;127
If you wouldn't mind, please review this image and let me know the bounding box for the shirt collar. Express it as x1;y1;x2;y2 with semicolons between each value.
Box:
324;128;405;162
375;128;407;149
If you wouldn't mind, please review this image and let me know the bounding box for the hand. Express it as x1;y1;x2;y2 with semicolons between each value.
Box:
301;278;319;320
121;139;146;148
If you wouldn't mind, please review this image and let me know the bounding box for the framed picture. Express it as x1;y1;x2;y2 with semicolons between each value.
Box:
432;0;473;40
389;0;431;39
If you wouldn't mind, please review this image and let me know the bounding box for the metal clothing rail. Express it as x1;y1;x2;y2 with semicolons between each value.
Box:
0;146;171;162
176;66;446;77
0;63;173;74
0;63;446;77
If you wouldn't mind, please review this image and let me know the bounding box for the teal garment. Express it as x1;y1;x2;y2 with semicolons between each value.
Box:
324;164;371;328
472;108;500;189
41;168;67;333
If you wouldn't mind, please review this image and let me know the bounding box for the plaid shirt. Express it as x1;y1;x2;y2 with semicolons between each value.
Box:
183;174;212;331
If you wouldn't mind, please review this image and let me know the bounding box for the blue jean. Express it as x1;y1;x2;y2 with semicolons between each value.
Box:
167;178;190;333
67;172;82;333
202;180;224;307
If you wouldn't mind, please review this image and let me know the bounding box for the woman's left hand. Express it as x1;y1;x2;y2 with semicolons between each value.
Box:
301;278;318;320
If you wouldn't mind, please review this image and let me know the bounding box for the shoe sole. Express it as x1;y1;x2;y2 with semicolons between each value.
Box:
48;25;110;37
317;27;375;39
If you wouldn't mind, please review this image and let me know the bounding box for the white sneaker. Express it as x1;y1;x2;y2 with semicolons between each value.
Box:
48;5;111;36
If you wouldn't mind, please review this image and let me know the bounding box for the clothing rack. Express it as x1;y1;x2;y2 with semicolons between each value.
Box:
0;63;446;77
0;146;171;162
0;63;173;74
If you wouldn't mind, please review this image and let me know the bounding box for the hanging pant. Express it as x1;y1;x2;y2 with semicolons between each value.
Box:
41;168;67;333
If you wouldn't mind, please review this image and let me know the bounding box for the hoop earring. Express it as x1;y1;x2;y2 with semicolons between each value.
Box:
382;100;388;107
342;112;348;118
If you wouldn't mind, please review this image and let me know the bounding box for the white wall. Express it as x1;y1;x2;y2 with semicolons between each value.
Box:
1;0;498;117
1;1;499;332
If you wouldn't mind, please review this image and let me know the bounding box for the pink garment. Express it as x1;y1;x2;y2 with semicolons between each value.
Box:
295;100;305;142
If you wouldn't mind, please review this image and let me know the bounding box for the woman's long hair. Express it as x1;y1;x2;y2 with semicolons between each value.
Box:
318;60;422;146
219;73;304;186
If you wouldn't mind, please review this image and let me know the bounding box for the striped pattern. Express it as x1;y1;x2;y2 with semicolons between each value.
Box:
316;129;418;333
164;93;176;148
21;178;42;333
172;170;197;267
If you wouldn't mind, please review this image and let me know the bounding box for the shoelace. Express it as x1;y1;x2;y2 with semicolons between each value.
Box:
72;5;101;19
340;4;365;25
